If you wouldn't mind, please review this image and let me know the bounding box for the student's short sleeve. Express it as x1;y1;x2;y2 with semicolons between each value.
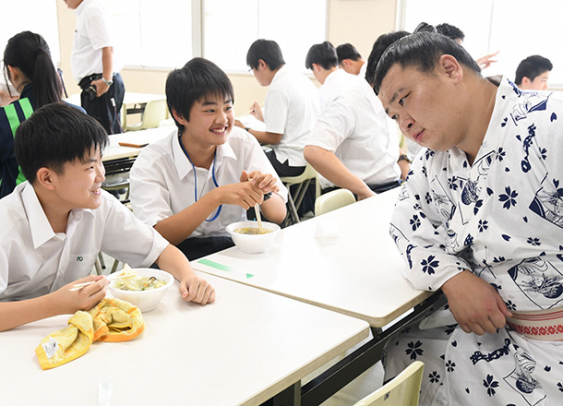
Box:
0;248;7;296
83;6;113;50
101;196;169;268
264;89;288;134
306;103;354;153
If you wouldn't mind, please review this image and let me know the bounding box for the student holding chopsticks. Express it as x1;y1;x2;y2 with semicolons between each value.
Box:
0;104;214;332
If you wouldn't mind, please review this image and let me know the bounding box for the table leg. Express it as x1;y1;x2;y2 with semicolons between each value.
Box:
300;292;446;406
261;381;301;406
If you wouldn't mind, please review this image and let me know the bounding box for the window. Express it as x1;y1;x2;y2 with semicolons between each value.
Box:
399;0;562;87
203;0;327;73
1;0;60;63
110;0;193;69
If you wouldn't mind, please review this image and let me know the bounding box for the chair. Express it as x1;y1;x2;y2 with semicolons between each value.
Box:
314;188;356;216
125;99;168;131
353;361;424;406
280;164;320;224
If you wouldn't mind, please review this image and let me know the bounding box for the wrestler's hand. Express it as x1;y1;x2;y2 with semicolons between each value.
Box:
441;270;513;335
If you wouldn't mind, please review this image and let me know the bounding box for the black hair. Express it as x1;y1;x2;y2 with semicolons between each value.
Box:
335;43;362;63
246;39;286;70
436;23;465;42
373;32;481;94
166;57;234;131
305;41;338;70
3;31;62;108
14;103;108;184
515;55;553;85
365;31;410;86
413;22;436;34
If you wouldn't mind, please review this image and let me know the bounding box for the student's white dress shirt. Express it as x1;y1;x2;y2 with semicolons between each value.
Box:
307;75;400;189
71;0;123;83
317;69;358;114
130;127;288;238
264;66;320;167
0;182;168;301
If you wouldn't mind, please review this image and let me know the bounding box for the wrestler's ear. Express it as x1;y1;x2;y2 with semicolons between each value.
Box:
439;54;463;84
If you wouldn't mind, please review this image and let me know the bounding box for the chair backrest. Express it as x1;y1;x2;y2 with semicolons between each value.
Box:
314;188;356;216
353;361;424;406
141;99;168;129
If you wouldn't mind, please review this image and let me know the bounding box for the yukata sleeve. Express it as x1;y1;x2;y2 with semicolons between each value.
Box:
389;154;471;291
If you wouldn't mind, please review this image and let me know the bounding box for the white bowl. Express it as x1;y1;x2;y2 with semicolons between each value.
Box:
107;268;174;312
226;220;280;254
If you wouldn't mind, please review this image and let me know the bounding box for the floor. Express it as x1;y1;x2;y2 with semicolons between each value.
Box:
94;253;385;405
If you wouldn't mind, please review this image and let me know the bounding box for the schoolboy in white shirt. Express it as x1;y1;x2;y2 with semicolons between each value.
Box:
0;104;214;332
304;42;402;201
237;39;320;179
130;58;287;261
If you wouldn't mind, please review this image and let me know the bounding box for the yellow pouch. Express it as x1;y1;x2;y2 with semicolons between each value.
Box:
35;298;145;370
35;311;94;370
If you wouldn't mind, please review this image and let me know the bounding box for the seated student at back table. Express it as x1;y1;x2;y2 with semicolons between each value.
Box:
0;104;214;332
130;58;287;261
336;43;366;77
0;31;84;199
374;32;563;405
303;42;402;201
235;39;319;179
515;55;553;91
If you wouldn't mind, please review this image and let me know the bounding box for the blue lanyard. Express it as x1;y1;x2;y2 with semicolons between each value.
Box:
178;134;222;222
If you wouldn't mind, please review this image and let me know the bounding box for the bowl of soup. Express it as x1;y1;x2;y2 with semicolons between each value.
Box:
107;268;174;312
226;220;280;254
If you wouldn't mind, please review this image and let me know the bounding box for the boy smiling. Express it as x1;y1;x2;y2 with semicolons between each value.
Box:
130;58;287;260
0;104;214;332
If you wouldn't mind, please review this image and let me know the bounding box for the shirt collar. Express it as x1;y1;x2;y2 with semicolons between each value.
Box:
75;0;90;16
271;65;288;86
22;183;57;249
21;182;90;248
173;132;238;180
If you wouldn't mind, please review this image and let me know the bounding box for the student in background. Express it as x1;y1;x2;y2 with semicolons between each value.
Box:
304;41;403;200
336;43;366;77
64;0;125;135
131;58;287;261
0;104;214;332
515;55;553;91
237;39;319;179
0;31;66;199
0;62;19;107
375;31;563;406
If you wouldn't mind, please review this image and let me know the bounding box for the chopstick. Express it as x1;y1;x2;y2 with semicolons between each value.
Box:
69;272;134;291
255;204;264;233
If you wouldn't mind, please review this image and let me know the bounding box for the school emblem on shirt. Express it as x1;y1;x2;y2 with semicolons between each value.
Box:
77;256;83;262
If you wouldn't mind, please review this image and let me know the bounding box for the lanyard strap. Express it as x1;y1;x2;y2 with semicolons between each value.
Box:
2;98;34;186
178;135;222;222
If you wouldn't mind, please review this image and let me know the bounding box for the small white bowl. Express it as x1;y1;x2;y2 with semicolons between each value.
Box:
226;220;280;254
107;268;174;312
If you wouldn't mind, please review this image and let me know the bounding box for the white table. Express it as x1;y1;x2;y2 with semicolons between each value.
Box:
103;126;173;162
0;272;368;406
65;92;165;110
194;188;439;405
195;187;432;327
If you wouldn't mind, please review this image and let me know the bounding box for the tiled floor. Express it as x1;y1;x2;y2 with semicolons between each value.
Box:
94;253;385;405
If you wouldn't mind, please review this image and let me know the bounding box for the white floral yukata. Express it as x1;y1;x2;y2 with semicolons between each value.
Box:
385;77;563;406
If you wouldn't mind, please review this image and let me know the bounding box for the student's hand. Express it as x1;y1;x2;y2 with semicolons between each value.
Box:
91;79;110;97
54;275;108;314
179;275;215;304
441;270;513;335
234;119;245;128
215;180;263;209
356;185;376;201
476;51;499;70
250;101;264;122
245;170;280;194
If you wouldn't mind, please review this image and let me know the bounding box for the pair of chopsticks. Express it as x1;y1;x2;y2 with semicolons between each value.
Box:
69;272;134;292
